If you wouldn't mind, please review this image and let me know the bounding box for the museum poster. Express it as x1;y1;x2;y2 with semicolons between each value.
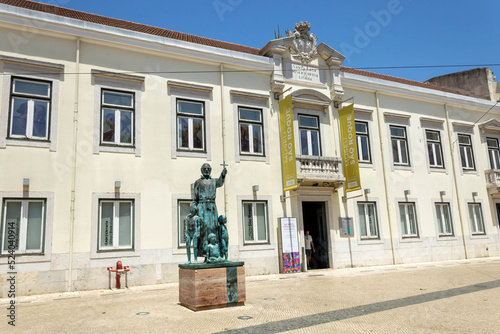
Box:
279;95;297;191
339;104;361;192
280;217;300;273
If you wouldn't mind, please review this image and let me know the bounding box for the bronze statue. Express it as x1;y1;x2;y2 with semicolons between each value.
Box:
184;203;201;264
193;163;227;260
218;215;229;261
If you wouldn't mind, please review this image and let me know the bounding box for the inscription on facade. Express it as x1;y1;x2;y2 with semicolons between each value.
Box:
285;62;322;84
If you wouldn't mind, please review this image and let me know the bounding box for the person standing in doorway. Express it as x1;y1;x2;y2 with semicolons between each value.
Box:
305;230;315;270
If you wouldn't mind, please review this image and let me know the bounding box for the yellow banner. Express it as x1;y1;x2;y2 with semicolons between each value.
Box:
339;104;361;192
279;95;297;191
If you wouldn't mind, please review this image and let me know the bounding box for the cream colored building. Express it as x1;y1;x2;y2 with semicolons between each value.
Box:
0;1;499;296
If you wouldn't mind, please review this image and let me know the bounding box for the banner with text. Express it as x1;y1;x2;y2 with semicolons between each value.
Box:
339;104;361;192
279;95;297;191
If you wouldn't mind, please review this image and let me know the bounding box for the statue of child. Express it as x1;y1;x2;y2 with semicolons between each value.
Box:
218;215;228;261
184;202;201;264
206;233;224;263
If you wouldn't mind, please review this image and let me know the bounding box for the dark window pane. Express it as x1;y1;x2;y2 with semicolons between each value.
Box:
240;124;249;152
102;109;115;142
11;98;28;136
299;115;318;128
239;108;261;122
178;101;203;115
178;117;189;148
103;91;133;107
14;79;50;97
192;118;203;149
300;130;308;155
120;111;132;144
33;101;48;138
253;125;262;153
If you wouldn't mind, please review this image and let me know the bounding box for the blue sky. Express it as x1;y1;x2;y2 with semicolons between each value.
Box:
39;0;499;82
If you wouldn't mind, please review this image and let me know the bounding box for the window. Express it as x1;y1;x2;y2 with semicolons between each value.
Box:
98;200;134;251
177;99;205;151
390;126;410;166
426;130;444;168
458;134;475;170
239;107;263;155
299;115;320;156
101;90;134;146
487;137;500;169
357;202;379;239
2;199;45;255
356;121;371;163
468;203;485;235
435;203;454;236
243;201;268;243
9;78;51;140
177;200;191;248
398;202;419;237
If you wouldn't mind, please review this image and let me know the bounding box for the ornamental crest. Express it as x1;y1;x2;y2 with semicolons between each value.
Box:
286;21;318;63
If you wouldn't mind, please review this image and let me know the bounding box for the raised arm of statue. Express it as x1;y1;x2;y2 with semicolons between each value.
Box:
216;167;227;188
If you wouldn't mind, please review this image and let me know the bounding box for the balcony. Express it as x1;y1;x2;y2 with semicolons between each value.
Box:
296;155;344;187
485;169;500;194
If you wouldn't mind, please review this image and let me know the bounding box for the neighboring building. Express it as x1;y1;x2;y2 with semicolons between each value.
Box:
0;1;499;296
425;67;500;102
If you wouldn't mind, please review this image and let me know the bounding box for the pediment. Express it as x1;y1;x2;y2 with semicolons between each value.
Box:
479;119;500;134
292;89;331;107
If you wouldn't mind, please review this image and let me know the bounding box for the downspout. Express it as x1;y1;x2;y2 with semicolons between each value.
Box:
375;91;396;265
444;104;468;259
220;64;227;213
68;38;80;291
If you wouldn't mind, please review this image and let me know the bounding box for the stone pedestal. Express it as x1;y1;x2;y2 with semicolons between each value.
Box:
178;262;245;311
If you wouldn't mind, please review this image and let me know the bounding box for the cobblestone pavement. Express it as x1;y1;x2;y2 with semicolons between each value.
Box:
2;257;500;334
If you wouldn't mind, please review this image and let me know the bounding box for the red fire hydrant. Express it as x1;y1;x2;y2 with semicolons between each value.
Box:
106;261;130;290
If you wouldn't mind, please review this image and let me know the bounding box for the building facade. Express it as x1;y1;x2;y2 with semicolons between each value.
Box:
0;1;499;296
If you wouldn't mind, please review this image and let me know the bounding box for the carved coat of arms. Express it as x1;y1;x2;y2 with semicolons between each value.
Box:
286;22;318;63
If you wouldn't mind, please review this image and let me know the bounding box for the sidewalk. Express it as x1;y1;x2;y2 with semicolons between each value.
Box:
2;257;500;333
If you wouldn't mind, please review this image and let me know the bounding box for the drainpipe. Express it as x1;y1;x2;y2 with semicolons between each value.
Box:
68;38;80;291
220;64;227;213
375;91;396;265
444;104;468;259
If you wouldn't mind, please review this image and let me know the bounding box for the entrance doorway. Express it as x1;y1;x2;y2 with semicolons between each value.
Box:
302;201;329;269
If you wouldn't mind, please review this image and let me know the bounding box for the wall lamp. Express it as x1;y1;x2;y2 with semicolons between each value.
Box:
23;178;30;187
404;190;411;196
439;191;446;197
472;192;478;198
115;181;121;189
252;185;259;192
364;188;371;195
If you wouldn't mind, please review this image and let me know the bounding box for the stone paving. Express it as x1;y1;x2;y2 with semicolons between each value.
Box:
1;257;500;333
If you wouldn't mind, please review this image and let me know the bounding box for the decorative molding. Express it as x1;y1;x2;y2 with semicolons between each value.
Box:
230;90;269;100
419;117;444;124
478;119;500;135
91;69;144;82
0;54;64;71
452;121;474;129
383;112;411;120
167;80;213;93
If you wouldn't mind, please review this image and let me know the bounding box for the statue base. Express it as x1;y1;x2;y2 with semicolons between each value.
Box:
178;261;245;311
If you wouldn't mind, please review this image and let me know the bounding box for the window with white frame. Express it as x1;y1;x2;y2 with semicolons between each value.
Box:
426;130;444;168
177;200;191;248
356;121;371;163
458;134;475;171
2;199;45;255
357;202;379;239
9;78;51;140
468;203;485;235
398;202;419;237
487;137;500;169
177;99;205;151
435;202;454;236
242;201;268;244
98;200;134;251
239;107;264;155
299;115;320;156
101;89;134;146
390;126;410;166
